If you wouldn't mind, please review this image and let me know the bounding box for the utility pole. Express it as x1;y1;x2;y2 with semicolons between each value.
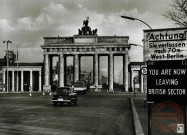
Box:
3;40;12;93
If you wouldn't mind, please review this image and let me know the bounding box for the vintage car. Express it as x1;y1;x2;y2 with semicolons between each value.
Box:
73;81;87;94
89;85;102;92
51;87;78;106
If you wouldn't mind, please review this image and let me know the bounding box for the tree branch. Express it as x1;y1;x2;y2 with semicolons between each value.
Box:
163;0;187;27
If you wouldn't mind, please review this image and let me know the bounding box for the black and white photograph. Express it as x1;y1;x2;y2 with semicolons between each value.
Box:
0;0;186;134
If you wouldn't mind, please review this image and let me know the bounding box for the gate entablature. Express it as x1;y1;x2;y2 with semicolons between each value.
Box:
41;35;130;55
43;35;129;45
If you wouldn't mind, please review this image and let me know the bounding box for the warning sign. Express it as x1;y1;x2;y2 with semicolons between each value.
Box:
144;28;187;61
147;60;187;104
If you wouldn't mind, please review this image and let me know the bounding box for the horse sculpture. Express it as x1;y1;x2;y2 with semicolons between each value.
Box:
78;17;97;35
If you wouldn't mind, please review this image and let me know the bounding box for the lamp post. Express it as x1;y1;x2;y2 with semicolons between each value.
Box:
121;15;152;29
122;16;153;134
121;15;152;41
3;40;12;93
121;15;151;61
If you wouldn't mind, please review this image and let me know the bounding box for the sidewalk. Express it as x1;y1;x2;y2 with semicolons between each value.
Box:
133;96;148;135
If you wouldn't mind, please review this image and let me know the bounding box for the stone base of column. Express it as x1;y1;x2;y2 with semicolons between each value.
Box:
108;89;114;92
125;86;128;92
3;88;5;92
20;90;24;92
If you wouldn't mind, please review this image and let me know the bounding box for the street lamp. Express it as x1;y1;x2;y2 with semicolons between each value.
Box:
121;15;152;29
3;40;12;93
122;15;153;134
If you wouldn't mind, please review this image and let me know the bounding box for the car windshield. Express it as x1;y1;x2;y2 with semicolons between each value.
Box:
74;82;84;87
56;88;70;94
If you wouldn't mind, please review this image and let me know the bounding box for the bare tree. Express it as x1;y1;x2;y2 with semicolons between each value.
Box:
163;0;187;27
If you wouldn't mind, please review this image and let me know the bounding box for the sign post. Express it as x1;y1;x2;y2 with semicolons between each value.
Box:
144;27;187;134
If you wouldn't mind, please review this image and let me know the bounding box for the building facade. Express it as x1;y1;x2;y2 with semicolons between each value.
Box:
0;63;43;92
41;35;130;92
0;51;43;92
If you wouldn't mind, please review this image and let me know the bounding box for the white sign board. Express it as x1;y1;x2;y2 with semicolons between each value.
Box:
144;28;187;61
43;85;51;92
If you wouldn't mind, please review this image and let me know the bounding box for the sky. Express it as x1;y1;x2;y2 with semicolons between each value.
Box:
0;0;175;63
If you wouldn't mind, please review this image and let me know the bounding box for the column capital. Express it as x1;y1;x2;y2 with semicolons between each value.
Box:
109;53;114;56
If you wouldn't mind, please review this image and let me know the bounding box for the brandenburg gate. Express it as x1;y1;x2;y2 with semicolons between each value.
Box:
41;18;130;92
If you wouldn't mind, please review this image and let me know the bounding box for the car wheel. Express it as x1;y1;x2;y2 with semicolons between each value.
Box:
68;102;71;106
60;103;63;106
53;102;57;106
74;102;77;106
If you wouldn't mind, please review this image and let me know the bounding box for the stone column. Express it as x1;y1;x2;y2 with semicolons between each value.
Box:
39;70;42;92
109;54;114;92
140;73;144;93
49;56;53;86
12;71;15;92
98;56;100;85
74;54;79;82
131;70;134;90
3;70;5;92
144;75;147;94
123;53;128;92
30;70;33;88
44;54;49;85
21;70;24;92
59;54;64;87
94;54;99;91
16;71;18;92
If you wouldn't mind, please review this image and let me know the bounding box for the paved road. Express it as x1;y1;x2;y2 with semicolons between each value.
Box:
0;92;134;135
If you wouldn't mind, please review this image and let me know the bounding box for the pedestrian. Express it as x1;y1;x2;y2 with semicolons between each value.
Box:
29;86;32;96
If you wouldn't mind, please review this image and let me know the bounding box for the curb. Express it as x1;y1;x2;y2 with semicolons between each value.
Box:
130;97;144;135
